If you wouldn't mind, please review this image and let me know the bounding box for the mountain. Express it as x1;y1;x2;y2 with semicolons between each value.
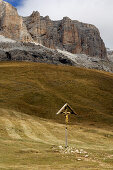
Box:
107;48;113;62
0;0;106;58
0;0;32;41
0;1;113;168
0;0;113;73
0;38;113;72
23;12;107;58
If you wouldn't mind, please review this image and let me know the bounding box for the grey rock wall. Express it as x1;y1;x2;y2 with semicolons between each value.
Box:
0;1;107;58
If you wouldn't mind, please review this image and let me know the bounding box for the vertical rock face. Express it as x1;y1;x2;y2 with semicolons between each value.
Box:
24;12;107;58
0;0;32;42
23;11;55;48
0;1;107;58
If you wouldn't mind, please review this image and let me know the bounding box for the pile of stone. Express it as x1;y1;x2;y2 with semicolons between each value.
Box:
52;145;89;159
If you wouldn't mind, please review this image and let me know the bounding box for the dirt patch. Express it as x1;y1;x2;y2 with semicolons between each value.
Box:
1;117;21;140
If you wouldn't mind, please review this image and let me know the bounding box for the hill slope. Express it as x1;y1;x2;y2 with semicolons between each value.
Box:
0;62;113;127
0;107;113;169
0;62;113;169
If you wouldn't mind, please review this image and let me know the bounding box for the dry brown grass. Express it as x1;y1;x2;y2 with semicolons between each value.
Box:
0;62;113;169
0;62;113;127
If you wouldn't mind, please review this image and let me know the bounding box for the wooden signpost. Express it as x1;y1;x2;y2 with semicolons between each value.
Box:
56;103;77;148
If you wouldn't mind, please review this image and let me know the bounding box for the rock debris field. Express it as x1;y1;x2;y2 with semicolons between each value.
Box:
52;145;89;161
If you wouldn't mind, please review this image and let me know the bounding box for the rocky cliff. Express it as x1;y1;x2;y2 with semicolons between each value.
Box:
107;49;113;63
0;0;107;58
0;0;32;41
24;12;107;58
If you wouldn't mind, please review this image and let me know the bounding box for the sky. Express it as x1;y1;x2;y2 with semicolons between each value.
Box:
4;0;23;7
4;0;113;49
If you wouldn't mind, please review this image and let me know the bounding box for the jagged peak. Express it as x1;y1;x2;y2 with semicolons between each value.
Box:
31;11;40;17
63;16;71;21
0;2;107;59
44;15;50;20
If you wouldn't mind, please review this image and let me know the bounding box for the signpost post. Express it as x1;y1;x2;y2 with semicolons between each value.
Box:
56;103;77;148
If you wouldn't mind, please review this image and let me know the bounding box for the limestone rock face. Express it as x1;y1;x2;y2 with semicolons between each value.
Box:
0;0;32;42
0;42;112;72
23;11;54;48
107;49;113;63
24;12;107;58
0;1;107;58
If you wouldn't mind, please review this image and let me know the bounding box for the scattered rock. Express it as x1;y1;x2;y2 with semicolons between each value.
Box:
52;145;89;157
77;158;82;161
85;155;89;158
58;145;63;149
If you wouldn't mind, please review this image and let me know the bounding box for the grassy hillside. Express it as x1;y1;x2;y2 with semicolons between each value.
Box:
0;62;113;169
0;62;113;127
0;108;113;169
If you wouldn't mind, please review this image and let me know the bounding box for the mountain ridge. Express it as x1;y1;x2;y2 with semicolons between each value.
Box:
0;0;107;58
0;0;113;73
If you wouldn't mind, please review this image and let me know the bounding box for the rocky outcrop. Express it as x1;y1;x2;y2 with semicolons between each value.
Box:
0;41;75;65
24;12;107;58
0;41;112;72
0;0;107;58
107;49;113;63
0;0;32;42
